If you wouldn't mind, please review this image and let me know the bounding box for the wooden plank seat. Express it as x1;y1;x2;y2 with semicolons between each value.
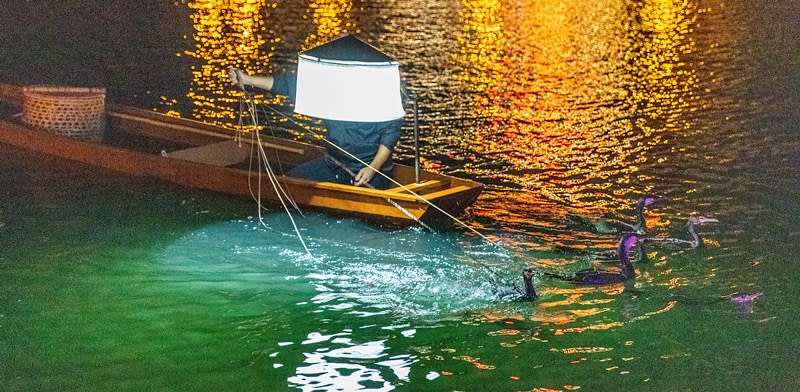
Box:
164;140;250;167
385;179;447;195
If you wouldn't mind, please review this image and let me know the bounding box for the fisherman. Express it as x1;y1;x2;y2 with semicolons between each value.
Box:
229;67;403;189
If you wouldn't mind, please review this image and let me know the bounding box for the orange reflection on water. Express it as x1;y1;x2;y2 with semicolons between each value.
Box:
530;306;612;326
530;284;626;329
628;0;702;133
459;0;638;208
177;0;361;130
456;0;507;98
455;0;702;213
537;293;585;309
552;346;615;355
553;321;625;336
303;0;355;50
475;310;526;323
458;355;496;370
630;300;676;321
181;0;277;127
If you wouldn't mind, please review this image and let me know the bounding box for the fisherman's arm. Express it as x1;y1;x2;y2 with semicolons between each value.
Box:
228;68;275;90
354;144;392;186
354;120;403;186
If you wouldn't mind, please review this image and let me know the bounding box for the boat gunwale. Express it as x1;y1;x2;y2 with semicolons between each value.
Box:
0;83;484;225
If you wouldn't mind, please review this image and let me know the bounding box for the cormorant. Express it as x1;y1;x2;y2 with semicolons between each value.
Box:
548;233;643;285
566;196;657;235
522;268;537;301
648;216;718;249
730;292;761;313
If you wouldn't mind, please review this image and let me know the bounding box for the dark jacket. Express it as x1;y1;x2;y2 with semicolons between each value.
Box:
272;72;403;173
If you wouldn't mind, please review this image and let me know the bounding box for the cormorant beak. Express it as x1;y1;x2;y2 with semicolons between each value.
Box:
696;216;719;225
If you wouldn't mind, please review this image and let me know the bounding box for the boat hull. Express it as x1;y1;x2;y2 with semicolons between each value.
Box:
0;85;483;227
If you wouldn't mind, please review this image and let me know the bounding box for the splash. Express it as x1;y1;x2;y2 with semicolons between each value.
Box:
156;214;522;319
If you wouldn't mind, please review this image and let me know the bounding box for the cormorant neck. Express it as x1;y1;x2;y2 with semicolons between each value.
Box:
523;277;537;300
688;223;701;248
617;235;637;268
633;202;647;233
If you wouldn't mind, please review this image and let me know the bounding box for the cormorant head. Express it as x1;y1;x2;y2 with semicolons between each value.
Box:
687;216;719;226
620;233;643;251
731;292;762;313
522;268;535;281
639;196;669;208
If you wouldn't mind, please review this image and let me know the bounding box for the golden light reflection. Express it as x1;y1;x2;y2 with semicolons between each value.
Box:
487;328;520;336
456;0;703;216
628;0;701;132
473;279;677;336
302;0;355;50
180;0;277;128
176;0;358;129
530;306;612;327
459;0;640;208
552;346;615;355
476;310;526;323
524;283;632;334
455;0;507;100
629;300;676;321
458;355;496;370
553;321;625;336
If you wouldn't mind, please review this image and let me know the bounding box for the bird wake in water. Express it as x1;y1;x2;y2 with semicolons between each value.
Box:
546;233;643;285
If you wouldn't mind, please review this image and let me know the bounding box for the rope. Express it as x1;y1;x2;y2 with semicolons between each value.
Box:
236;90;313;258
249;100;524;296
230;78;524;297
328;152;521;295
324;155;434;232
257;103;504;249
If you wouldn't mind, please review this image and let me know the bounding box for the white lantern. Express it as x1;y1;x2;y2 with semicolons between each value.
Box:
294;35;405;122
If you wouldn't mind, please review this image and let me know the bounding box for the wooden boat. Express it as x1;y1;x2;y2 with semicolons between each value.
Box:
0;83;483;227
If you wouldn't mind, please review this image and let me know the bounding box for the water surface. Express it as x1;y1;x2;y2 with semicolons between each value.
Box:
1;0;799;390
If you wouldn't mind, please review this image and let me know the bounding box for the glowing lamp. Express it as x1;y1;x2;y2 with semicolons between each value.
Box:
294;35;405;122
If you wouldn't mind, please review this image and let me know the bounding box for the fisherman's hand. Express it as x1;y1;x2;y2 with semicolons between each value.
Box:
228;67;246;88
354;167;376;186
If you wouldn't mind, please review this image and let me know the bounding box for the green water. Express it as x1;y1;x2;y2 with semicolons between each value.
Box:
2;144;797;391
2;0;800;390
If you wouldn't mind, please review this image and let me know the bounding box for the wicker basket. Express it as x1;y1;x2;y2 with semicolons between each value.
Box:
22;85;106;142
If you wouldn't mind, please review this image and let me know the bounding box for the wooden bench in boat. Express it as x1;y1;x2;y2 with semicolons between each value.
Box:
385;179;448;195
164;140;249;167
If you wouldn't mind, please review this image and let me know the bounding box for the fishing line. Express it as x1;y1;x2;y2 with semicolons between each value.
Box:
256;103;504;246
235;84;313;258
250;100;524;296
238;104;303;216
323;155;434;231
228;68;524;295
